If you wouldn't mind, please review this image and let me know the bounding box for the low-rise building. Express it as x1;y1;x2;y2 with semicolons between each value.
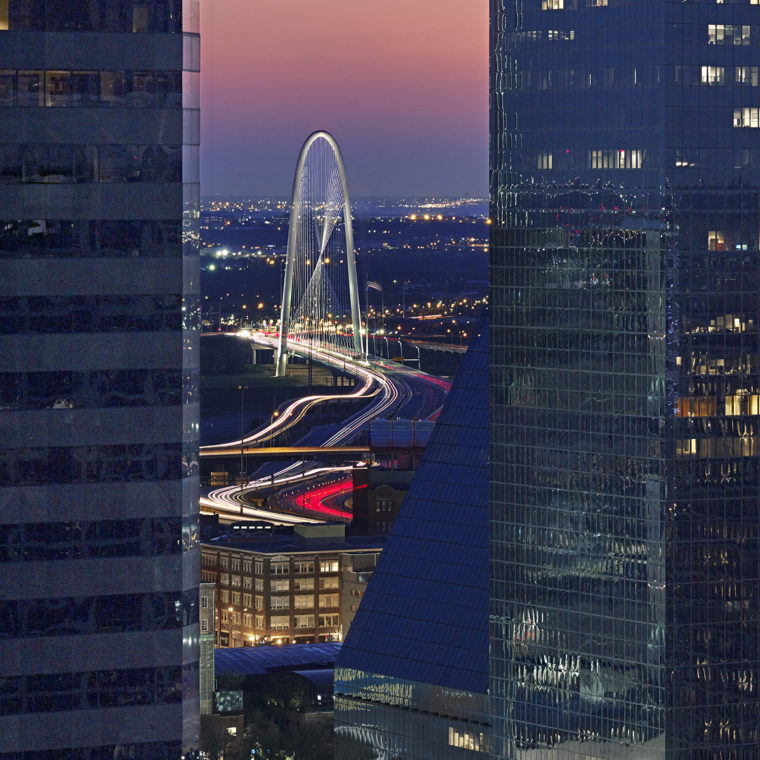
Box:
201;522;384;647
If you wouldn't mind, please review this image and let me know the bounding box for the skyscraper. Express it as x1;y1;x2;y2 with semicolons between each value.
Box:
0;3;200;757
491;1;760;758
334;320;489;759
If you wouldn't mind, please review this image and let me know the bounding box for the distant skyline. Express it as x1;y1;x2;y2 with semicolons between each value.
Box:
201;0;488;198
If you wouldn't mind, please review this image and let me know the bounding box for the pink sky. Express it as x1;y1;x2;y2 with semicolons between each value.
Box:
201;0;488;197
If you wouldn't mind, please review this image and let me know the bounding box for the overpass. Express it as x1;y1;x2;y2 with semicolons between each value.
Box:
201;445;369;460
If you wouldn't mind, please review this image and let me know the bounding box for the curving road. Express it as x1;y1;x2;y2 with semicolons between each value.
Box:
200;333;450;518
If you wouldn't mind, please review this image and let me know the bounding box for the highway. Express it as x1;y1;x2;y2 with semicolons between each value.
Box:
199;332;450;519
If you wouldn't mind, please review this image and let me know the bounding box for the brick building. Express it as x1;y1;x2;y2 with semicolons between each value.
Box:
201;523;383;647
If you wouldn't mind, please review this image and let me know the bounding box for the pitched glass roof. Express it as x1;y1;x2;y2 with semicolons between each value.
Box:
336;317;489;694
215;642;341;677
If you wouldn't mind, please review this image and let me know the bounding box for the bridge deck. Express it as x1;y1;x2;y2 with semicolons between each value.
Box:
200;445;370;459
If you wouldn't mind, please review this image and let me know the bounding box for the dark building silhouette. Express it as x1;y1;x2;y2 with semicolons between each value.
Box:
334;320;489;758
491;2;760;758
0;2;200;757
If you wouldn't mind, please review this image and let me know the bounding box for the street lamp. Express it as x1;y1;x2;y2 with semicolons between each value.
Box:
226;606;234;647
238;385;248;495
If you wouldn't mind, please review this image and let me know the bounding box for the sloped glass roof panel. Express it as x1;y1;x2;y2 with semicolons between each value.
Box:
336;317;489;694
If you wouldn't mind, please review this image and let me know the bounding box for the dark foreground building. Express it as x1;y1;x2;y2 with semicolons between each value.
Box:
334;320;489;758
0;3;201;757
491;1;760;758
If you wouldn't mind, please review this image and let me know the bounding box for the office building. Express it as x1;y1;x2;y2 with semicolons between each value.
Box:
491;1;760;758
0;2;200;757
200;522;384;646
334;320;489;759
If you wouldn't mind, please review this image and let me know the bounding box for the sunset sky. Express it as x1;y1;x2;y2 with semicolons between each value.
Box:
200;0;488;198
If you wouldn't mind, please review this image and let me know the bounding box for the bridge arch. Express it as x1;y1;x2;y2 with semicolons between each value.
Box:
276;130;363;375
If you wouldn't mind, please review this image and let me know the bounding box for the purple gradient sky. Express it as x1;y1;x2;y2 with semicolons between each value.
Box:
200;0;488;198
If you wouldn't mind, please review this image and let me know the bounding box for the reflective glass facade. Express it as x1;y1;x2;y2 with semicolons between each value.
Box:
491;1;760;758
0;1;200;756
334;320;489;758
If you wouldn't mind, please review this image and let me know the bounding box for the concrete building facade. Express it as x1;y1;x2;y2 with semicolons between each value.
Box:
0;2;201;757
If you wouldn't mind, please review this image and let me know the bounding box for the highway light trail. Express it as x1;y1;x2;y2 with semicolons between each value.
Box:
291;478;354;518
200;333;447;518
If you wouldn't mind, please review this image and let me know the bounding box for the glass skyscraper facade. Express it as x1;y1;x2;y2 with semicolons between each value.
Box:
0;2;200;757
491;1;760;758
334;320;489;759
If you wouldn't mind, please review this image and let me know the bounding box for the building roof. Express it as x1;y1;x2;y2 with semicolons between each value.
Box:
202;523;386;555
336;317;489;694
291;668;335;690
215;642;342;677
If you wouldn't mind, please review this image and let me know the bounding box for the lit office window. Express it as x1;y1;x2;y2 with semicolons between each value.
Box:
733;108;760;127
708;24;751;45
589;149;643;168
735;66;759;86
537;152;553;169
295;615;314;629
701;66;725;84
449;727;486;752
707;230;725;250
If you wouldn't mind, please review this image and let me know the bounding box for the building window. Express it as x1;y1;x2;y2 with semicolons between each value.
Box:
295;595;314;609
542;0;563;7
448;727;485;752
255;615;264;629
243;577;252;589
294;561;314;574
230;558;240;572
294;578;314;591
201;619;209;633
201;595;208;609
230;575;241;587
588;149;643;169
243;593;252;608
701;66;725;85
219;556;229;569
254;561;263;574
271;561;289;575
319;560;339;573
231;592;240;605
254;578;263;591
270;579;289;593
243;560;252;573
319;577;339;591
734;108;760;127
319;614;339;627
295;615;315;629
270;615;289;630
708;24;750;45
537;152;553;169
219;573;229;586
735;66;759;86
255;595;264;610
319;594;339;608
220;590;229;604
271;596;289;610
707;230;725;251
243;613;253;628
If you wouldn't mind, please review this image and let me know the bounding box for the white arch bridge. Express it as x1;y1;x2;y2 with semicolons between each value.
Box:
276;130;363;376
199;132;453;519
